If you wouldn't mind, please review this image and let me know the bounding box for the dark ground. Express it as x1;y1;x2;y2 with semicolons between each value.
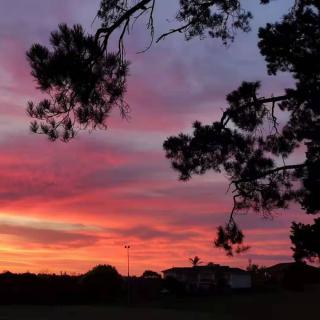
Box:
0;305;211;320
154;284;320;320
0;285;318;319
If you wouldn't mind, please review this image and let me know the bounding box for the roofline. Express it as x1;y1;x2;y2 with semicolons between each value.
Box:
162;266;248;273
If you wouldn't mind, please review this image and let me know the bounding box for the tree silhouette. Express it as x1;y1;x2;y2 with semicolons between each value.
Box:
246;262;266;275
27;0;268;141
80;264;123;302
164;1;320;255
141;270;162;279
290;218;320;264
189;256;202;267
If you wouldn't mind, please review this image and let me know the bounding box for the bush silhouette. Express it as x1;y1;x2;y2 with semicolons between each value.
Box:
80;264;123;302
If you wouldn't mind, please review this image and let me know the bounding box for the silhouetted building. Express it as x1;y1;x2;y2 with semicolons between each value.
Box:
265;262;320;289
162;264;251;291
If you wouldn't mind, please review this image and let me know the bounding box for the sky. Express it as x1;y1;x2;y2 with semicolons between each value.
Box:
0;0;313;275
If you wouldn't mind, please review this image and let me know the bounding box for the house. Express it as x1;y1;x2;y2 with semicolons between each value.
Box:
265;262;320;287
162;264;251;291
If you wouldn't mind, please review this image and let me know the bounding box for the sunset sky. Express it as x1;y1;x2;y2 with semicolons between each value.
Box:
0;0;312;275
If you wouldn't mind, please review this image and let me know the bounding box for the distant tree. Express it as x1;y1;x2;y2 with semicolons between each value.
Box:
164;1;320;255
27;0;271;141
246;262;272;288
290;218;320;263
80;264;123;302
141;270;162;279
189;256;202;267
246;262;266;275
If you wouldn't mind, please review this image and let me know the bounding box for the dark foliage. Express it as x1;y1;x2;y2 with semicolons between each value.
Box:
0;265;124;305
27;24;129;141
290;218;320;263
172;0;252;43
189;256;202;267
80;264;123;302
0;271;82;305
163;276;187;296
27;0;270;141
141;270;162;279
246;263;270;288
131;275;163;302
214;221;249;256
247;263;266;275
0;265;166;305
164;0;320;255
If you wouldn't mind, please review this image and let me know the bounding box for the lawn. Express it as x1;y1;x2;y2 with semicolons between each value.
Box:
155;284;320;320
0;286;318;320
0;305;211;320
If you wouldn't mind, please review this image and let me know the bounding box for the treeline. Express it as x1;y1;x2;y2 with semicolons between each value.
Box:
0;265;181;305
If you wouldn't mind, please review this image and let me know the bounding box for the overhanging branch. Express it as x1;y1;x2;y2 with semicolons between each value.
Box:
95;0;152;44
156;22;193;43
220;94;288;128
234;163;307;184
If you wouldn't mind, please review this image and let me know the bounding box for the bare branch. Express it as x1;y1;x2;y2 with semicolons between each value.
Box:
137;0;156;54
156;23;192;43
95;0;152;45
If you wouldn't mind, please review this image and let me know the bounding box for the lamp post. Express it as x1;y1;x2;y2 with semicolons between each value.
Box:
124;245;130;305
125;245;130;278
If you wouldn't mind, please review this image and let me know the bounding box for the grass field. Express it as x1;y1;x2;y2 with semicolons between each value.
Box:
0;305;212;320
0;286;318;319
155;284;320;320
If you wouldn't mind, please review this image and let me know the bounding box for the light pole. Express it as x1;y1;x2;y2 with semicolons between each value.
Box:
125;245;130;278
124;245;130;305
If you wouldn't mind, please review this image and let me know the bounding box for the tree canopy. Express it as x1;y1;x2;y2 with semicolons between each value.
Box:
290;218;320;263
163;0;320;255
189;256;202;266
141;270;162;279
27;0;269;141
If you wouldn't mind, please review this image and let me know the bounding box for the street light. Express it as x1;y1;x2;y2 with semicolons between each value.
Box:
124;245;130;278
124;245;130;305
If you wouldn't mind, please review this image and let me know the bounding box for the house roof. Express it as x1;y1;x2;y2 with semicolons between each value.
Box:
265;262;320;284
265;262;294;272
162;265;248;274
229;267;249;274
162;265;220;273
266;262;320;273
